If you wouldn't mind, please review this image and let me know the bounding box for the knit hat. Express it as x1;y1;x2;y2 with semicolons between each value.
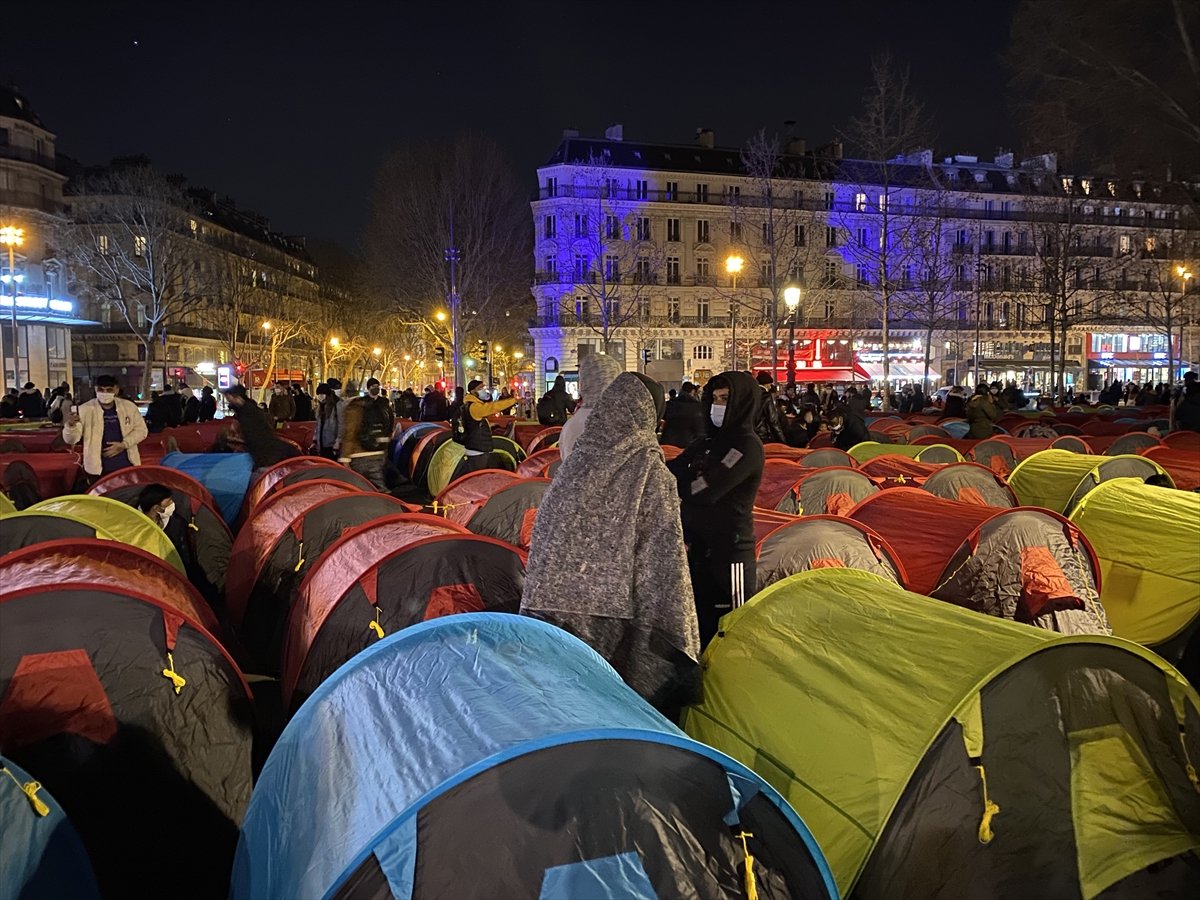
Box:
467;379;484;392
755;371;774;386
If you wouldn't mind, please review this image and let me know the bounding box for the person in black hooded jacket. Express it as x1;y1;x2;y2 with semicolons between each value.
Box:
667;370;765;646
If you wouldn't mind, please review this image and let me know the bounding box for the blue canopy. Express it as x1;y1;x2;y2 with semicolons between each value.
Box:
233;614;835;900
160;451;253;522
0;755;99;900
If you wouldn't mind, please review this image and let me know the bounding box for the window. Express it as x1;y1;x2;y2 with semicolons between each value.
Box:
696;257;711;282
666;218;681;242
666;256;680;284
1145;236;1156;253
794;224;806;247
697;219;710;243
604;177;620;198
543;255;557;276
636;216;651;241
984;230;995;248
984;200;995;213
793;189;804;207
696;183;709;204
730;221;742;241
824;191;835;210
574;254;589;280
545;177;558;197
575;214;588;238
856;227;868;247
134;235;147;257
543;215;556;239
694;344;714;361
604;255;620;280
605;214;620;240
825;226;837;248
604;298;621;321
878;194;889;212
665;181;679;201
854;192;868;211
637;297;651;319
697;299;710;323
759;260;773;285
823;259;840;285
634;179;649;200
956;229;969;246
1119;234;1131;254
762;222;773;245
667;297;681;323
635;256;652;283
189;218;198;235
1001;200;1012;214
575;296;589;321
856;263;869;285
97;234;110;254
824;298;836;319
728;186;741;202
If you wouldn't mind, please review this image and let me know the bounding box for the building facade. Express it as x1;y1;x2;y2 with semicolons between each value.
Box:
0;87;90;391
530;129;1199;397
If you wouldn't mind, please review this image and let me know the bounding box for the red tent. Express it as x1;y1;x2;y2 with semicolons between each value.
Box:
524;427;561;456
755;515;908;593
1141;445;1200;492
755;459;807;512
517;448;560;478
242;456;347;519
0;454;81;500
434;469;523;525
793;467;879;517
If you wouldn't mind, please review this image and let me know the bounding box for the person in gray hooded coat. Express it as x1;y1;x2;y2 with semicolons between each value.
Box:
557;353;623;460
521;371;701;716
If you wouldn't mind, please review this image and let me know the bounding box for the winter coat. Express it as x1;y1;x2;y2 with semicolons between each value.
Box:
941;394;968;419
234;400;297;469
660;393;706;449
754;386;787;444
62;397;148;476
537;375;577;426
559;355;623;460
341;395;397;457
832;412;870;451
17;388;44;419
292;392;314;421
419;390;448;422
198;394;218;421
966;394;1002;438
268;393;296;423
521;372;700;713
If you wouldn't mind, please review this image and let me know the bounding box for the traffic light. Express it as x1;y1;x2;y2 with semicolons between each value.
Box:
643;348;653;363
435;346;446;363
477;340;489;363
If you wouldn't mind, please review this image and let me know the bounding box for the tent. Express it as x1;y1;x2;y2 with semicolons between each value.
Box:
88;465;233;592
753;507;800;543
1141;445;1200;492
0;581;254;897
517;447;561;478
22;495;184;573
755;515;907;592
1163;430;1200;450
282;534;526;711
225;478;369;670
0;509;119;557
793;467;879;517
1;753;99;900
271;462;376;495
242;456;345;519
922;462;1018;508
1069;478;1200;680
463;478;551;551
1009;450;1173;516
160;450;253;523
0;490;15;515
756;459;808;513
525;426;562;456
848;441;964;464
1104;432;1161;456
426;438;468;496
849;488;1109;634
906;423;951;441
434;469;523;524
410;428;453;483
391;422;446;473
972;437;1017;476
683;568;1200;899
801;447;856;469
238;614;837;900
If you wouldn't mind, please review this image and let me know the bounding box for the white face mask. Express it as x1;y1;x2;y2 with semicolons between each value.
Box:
475;390;491;402
710;403;726;427
159;502;175;523
332;388;342;397
96;390;116;405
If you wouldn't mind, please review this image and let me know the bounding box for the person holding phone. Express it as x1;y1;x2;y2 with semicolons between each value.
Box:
62;375;148;480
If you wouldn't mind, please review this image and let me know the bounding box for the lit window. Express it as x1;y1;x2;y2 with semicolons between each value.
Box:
694;344;714;360
97;234;110;254
1119;235;1131;254
134;235;147;256
855;192;868;211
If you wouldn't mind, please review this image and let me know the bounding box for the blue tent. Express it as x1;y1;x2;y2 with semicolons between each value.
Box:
0;755;99;900
234;614;837;900
161;451;253;523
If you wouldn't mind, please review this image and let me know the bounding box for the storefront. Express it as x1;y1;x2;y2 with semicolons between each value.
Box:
1087;332;1185;387
1;294;92;391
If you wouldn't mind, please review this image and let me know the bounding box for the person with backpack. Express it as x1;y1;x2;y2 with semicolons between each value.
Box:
340;377;395;489
537;374;576;426
198;385;218;421
314;382;345;458
452;379;521;477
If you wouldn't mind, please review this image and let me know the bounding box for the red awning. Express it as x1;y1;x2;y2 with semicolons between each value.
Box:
754;364;871;383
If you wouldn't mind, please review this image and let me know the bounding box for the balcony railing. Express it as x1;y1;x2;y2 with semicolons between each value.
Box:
0;189;64;214
0;145;57;169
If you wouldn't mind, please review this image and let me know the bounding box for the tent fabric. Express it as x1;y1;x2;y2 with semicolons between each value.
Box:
921;462;1018;508
435;469;523;525
848;441;964;463
427;439;468;496
0;490;15;515
0;582;254;897
1009;450;1173;516
391;422;446;473
273;463;375;495
517;448;561;478
1104;433;1161;456
242;456;344;518
238;613;837;900
0;510;115;556
0;753;100;900
89;463;219;517
525;426;562;456
1069;478;1200;648
1163;430;1200;450
801;448;856;469
281;534;527;711
755;515;907;592
794;467;878;518
857;454;939;485
465;479;551;550
756;459;807;512
1141;445;1200;492
0;454;82;499
682;568;1200;898
850;488;1107;634
971;437;1017;476
410;429;452;480
753;508;800;543
160;450;253;523
25;495;184;573
0;537;219;634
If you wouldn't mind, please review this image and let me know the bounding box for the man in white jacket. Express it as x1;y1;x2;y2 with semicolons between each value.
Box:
62;374;148;480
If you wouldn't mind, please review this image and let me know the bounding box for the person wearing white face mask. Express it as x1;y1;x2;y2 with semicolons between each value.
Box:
136;483;214;597
450;378;521;476
62;375;148;481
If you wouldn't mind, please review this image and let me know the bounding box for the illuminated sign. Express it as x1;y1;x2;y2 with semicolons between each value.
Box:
195;361;217;375
217;365;234;390
0;295;74;314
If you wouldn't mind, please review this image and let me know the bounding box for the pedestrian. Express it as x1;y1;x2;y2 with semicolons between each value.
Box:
940;386;968;420
521;371;700;717
667;371;765;646
291;382;314;421
223;384;297;469
180;386;200;424
558;354;622;460
450;379;521;476
62;374;148;481
340;376;395;489
46;385;72;424
785;404;821;448
966;382;1002;438
314;382;345;459
268;381;296;426
536;374;576;426
0;387;18;419
198;385;218;421
17;382;44;419
753;371;787;444
419;384;448;422
394;387;419;420
1173;376;1200;433
828;405;870;450
660;380;706;449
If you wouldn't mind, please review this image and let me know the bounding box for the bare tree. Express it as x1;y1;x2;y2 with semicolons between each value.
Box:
894;198;961;389
838;52;936;409
66;163;213;395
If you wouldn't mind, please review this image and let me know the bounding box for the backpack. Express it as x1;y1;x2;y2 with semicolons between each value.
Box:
359;399;391;450
452;405;469;444
537;393;565;427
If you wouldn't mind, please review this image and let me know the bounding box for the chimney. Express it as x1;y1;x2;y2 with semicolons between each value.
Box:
695;128;715;149
994;150;1013;169
786;137;807;156
604;123;623;141
562;128;580;139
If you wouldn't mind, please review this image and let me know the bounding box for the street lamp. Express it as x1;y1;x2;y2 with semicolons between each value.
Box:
329;336;339;348
1;225;25;388
435;311;447;323
1177;266;1194;383
783;285;801;392
726;255;744;371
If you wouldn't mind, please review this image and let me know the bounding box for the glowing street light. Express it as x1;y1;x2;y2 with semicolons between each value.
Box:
372;347;382;356
725;255;744;276
513;350;524;360
329;337;340;348
403;354;411;362
435;310;447;323
1;225;25;388
725;255;744;370
783;284;802;392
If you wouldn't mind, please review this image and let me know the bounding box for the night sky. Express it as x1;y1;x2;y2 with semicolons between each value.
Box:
8;0;1019;246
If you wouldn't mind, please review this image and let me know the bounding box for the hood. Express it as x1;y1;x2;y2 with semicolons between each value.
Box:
702;370;760;436
579;354;623;405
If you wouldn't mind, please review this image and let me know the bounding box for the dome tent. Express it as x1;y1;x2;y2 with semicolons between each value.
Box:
755;515;907;592
160;450;254;523
464;478;551;550
434;468;523;524
237;614;837;900
0;753;99;900
848;441;964;464
684;568;1200;899
793;467;878;517
1008;450;1172;516
24;495;184;572
0;509;119;556
240;455;347;519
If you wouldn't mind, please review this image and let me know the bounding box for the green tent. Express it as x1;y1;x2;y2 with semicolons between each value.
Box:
847;441;964;464
684;568;1200;898
426;440;467;498
25;495;184;573
0;492;15;515
1069;478;1200;656
1009;450;1173;516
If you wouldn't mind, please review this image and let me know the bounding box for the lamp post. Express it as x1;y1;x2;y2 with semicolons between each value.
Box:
260;321;272;399
783;284;801;392
725;255;744;371
1177;265;1194;383
1;226;25;388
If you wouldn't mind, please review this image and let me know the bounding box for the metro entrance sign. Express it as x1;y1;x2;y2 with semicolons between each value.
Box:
217;365;234;390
